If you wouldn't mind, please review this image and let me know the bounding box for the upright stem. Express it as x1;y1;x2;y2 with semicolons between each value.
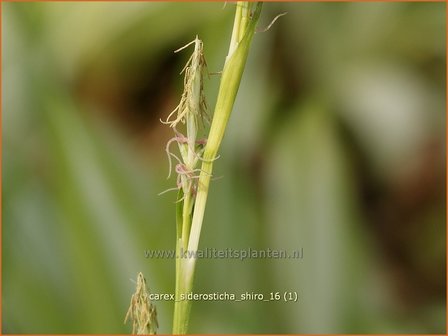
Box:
187;2;262;255
172;3;262;334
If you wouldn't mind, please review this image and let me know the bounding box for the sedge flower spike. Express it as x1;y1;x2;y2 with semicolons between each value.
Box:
160;36;211;202
124;272;158;335
161;36;208;131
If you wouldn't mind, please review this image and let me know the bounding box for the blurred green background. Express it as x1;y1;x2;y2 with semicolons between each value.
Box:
2;2;446;334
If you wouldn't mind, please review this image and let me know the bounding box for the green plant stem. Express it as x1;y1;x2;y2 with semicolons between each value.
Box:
172;3;262;334
188;1;262;255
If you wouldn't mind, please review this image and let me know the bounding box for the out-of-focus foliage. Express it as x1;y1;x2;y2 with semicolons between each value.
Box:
2;2;445;334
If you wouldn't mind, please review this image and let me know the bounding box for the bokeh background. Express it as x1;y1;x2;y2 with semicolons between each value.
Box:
2;2;446;334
